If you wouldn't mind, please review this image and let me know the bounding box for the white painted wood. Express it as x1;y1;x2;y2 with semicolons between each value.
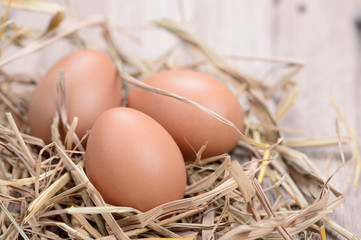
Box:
3;0;360;238
275;1;360;238
276;0;358;138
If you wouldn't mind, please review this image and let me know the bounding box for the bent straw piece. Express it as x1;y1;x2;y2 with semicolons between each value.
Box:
330;95;361;186
39;220;90;239
0;168;56;186
246;121;304;134
117;67;281;150
65;206;137;215
201;205;215;240
71;211;102;238
56;68;85;152
276;144;342;197
225;195;343;240
25;172;71;223
252;179;294;240
153;18;280;142
0;19;13;32
117;69;242;136
185;156;230;195
0;90;24;121
0;0;64;15
266;66;303;99
153;18;257;89
47;183;87;206
322;217;360;240
0;125;45;147
283;137;350;148
6;112;36;169
224;55;305;66
147;222;182;238
65;117;79;150
179;55;305;73
115;177;238;231
227;161;255;204
0;201;30;240
0;0;12;44
274;85;300;122
0;15;105;68
125;207;206;237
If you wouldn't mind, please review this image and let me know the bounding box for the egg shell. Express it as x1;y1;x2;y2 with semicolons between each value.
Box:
27;49;122;144
85;107;186;212
127;70;244;161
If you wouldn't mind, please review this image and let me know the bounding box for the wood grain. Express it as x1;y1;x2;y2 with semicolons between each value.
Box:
5;0;361;238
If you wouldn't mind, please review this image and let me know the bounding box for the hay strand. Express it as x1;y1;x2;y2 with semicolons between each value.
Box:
0;201;29;240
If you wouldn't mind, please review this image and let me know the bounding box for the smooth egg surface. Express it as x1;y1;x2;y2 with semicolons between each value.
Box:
28;49;122;144
127;70;244;161
85;107;186;212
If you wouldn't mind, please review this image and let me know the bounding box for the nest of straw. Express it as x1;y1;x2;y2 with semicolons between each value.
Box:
0;2;360;240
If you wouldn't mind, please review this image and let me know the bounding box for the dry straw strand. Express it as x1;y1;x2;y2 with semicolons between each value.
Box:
330;95;361;186
322;217;360;240
0;201;29;240
6;112;36;169
0;0;13;44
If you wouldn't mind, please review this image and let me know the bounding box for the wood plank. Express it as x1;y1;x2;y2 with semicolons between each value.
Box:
3;0;360;238
275;1;360;238
275;0;358;138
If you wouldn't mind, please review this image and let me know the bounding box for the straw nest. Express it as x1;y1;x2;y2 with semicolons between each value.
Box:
0;2;360;240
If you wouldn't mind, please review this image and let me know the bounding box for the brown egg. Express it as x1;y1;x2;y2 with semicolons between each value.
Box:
127;70;244;161
27;49;122;144
85;107;186;212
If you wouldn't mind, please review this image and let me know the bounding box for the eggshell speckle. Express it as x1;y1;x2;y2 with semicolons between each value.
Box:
85;107;186;212
28;49;122;144
127;70;244;161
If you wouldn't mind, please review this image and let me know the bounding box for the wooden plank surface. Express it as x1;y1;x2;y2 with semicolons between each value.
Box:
3;0;360;239
275;1;360;238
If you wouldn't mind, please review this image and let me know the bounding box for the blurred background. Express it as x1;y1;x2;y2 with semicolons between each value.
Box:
2;0;360;238
4;0;360;139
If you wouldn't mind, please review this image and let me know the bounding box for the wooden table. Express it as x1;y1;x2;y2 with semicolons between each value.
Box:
4;0;361;239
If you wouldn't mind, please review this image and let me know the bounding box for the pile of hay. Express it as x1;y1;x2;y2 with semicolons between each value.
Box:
0;2;358;240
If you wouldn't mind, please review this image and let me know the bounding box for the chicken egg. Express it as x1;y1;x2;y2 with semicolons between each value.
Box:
127;70;244;161
27;49;122;144
85;107;186;212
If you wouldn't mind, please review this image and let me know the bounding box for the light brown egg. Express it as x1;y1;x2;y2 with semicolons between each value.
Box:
27;49;122;144
127;70;244;161
85;107;186;212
